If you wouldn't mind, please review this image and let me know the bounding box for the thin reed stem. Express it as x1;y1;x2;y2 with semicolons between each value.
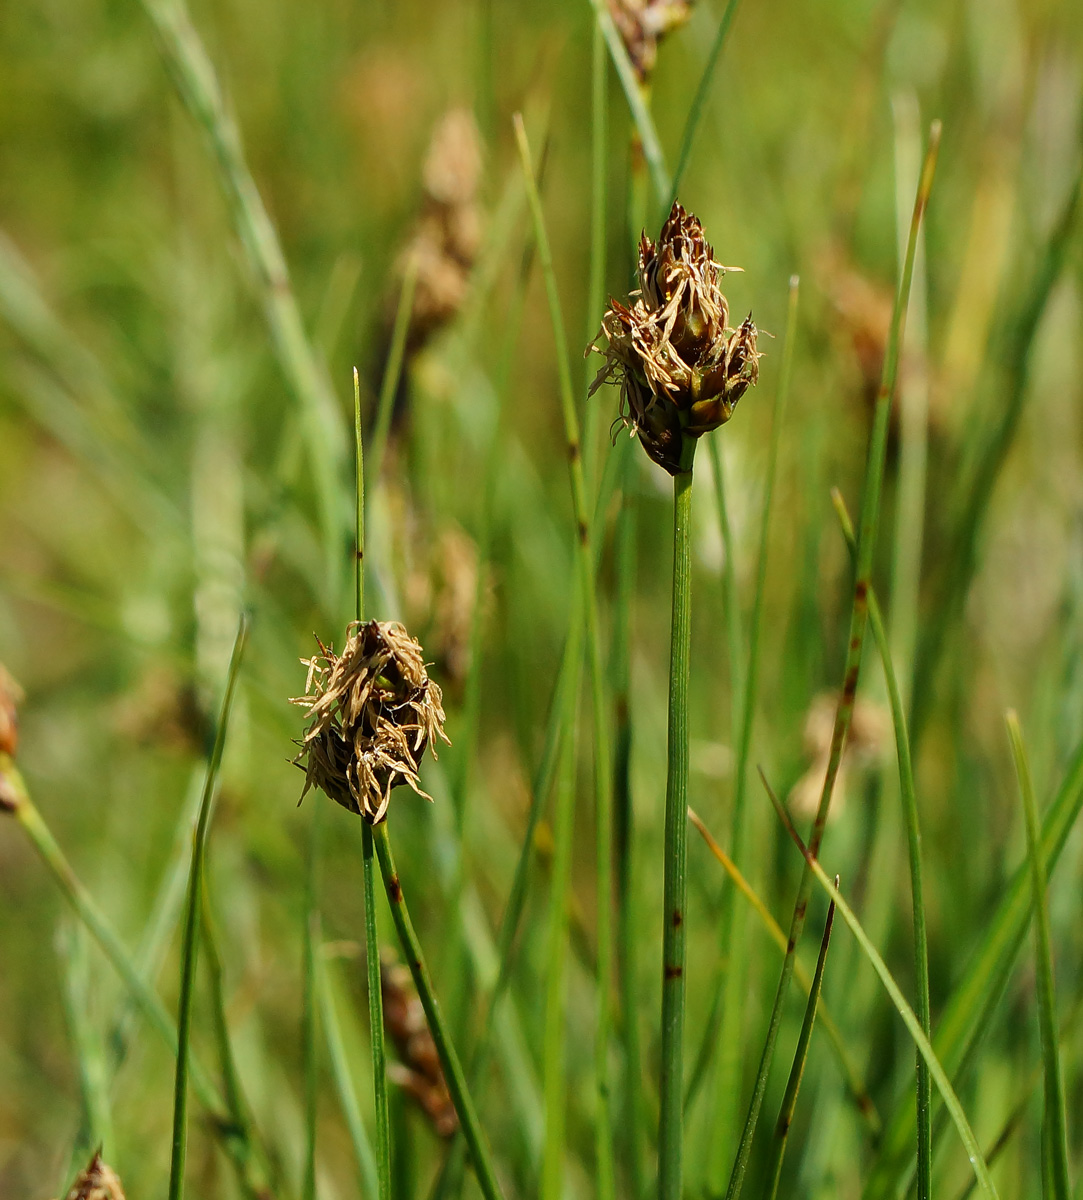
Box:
703;277;798;1185
354;367;392;1200
1006;713;1071;1200
168;616;249;1200
764;887;837;1200
659;466;694;1200
367;254;420;500
831;486;931;1197
724;123;940;1200
371;823;505;1200
514;111;615;1198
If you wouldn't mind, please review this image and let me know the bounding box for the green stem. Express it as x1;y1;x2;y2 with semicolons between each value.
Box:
659;467;694;1200
372;822;505;1200
724;123;940;1200
302;813;321;1200
368;254;420;502
168;616;249;1200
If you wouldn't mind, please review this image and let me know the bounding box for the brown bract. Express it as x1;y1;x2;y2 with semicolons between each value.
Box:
589;201;761;474
608;0;693;82
291;620;449;824
60;1152;126;1200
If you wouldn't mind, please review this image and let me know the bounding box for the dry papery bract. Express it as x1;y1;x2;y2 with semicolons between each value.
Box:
789;692;890;822
55;1152;126;1200
590;201;761;474
292;620;449;824
609;0;693;82
381;950;458;1137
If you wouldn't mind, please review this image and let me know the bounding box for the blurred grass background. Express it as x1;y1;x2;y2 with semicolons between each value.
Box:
1;0;1083;1197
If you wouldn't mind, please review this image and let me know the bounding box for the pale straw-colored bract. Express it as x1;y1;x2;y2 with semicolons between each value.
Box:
60;1152;126;1200
292;620;449;824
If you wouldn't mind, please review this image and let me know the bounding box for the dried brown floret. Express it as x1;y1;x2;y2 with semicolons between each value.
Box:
60;1151;126;1200
381;951;458;1137
608;0;693;83
589;201;760;474
291;620;449;824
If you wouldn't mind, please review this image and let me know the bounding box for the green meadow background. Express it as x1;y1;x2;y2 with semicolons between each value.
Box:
2;0;1083;1197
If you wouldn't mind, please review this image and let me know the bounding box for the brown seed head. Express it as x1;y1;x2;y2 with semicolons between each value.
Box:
291;620;449;824
608;0;693;82
589;201;760;474
62;1151;126;1200
381;951;458;1137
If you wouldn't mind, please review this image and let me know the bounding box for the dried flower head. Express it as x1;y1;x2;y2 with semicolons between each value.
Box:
609;0;693;82
292;620;449;824
789;692;890;822
589;201;761;474
61;1152;126;1200
381;951;458;1137
0;663;22;759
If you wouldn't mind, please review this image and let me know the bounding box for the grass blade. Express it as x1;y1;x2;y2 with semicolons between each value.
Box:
831;485;933;1198
302;813;322;1200
1006;712;1071;1200
761;771;999;1200
764;884;837;1200
724;121;940;1200
864;734;1083;1198
367;253;420;501
168;614;249;1200
688;809;879;1133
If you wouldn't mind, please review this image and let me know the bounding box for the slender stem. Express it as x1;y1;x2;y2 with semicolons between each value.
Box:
514;111;615;1198
372;823;505;1200
168;616;249;1200
764;889;837;1200
724;123;940;1200
354;371;392;1200
1006;713;1071;1200
703;278;798;1183
831;486;931;1196
659;467;694;1200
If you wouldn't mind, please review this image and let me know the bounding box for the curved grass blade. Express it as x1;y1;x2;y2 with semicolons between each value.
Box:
764;884;837;1200
724;121;940;1200
864;734;1083;1199
761;771;999;1200
1006;712;1071;1200
688;809;879;1133
831;485;932;1197
168;614;250;1200
367;253;420;500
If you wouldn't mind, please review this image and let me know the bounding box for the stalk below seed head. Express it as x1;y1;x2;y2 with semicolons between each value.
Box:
589;201;761;474
292;620;449;824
